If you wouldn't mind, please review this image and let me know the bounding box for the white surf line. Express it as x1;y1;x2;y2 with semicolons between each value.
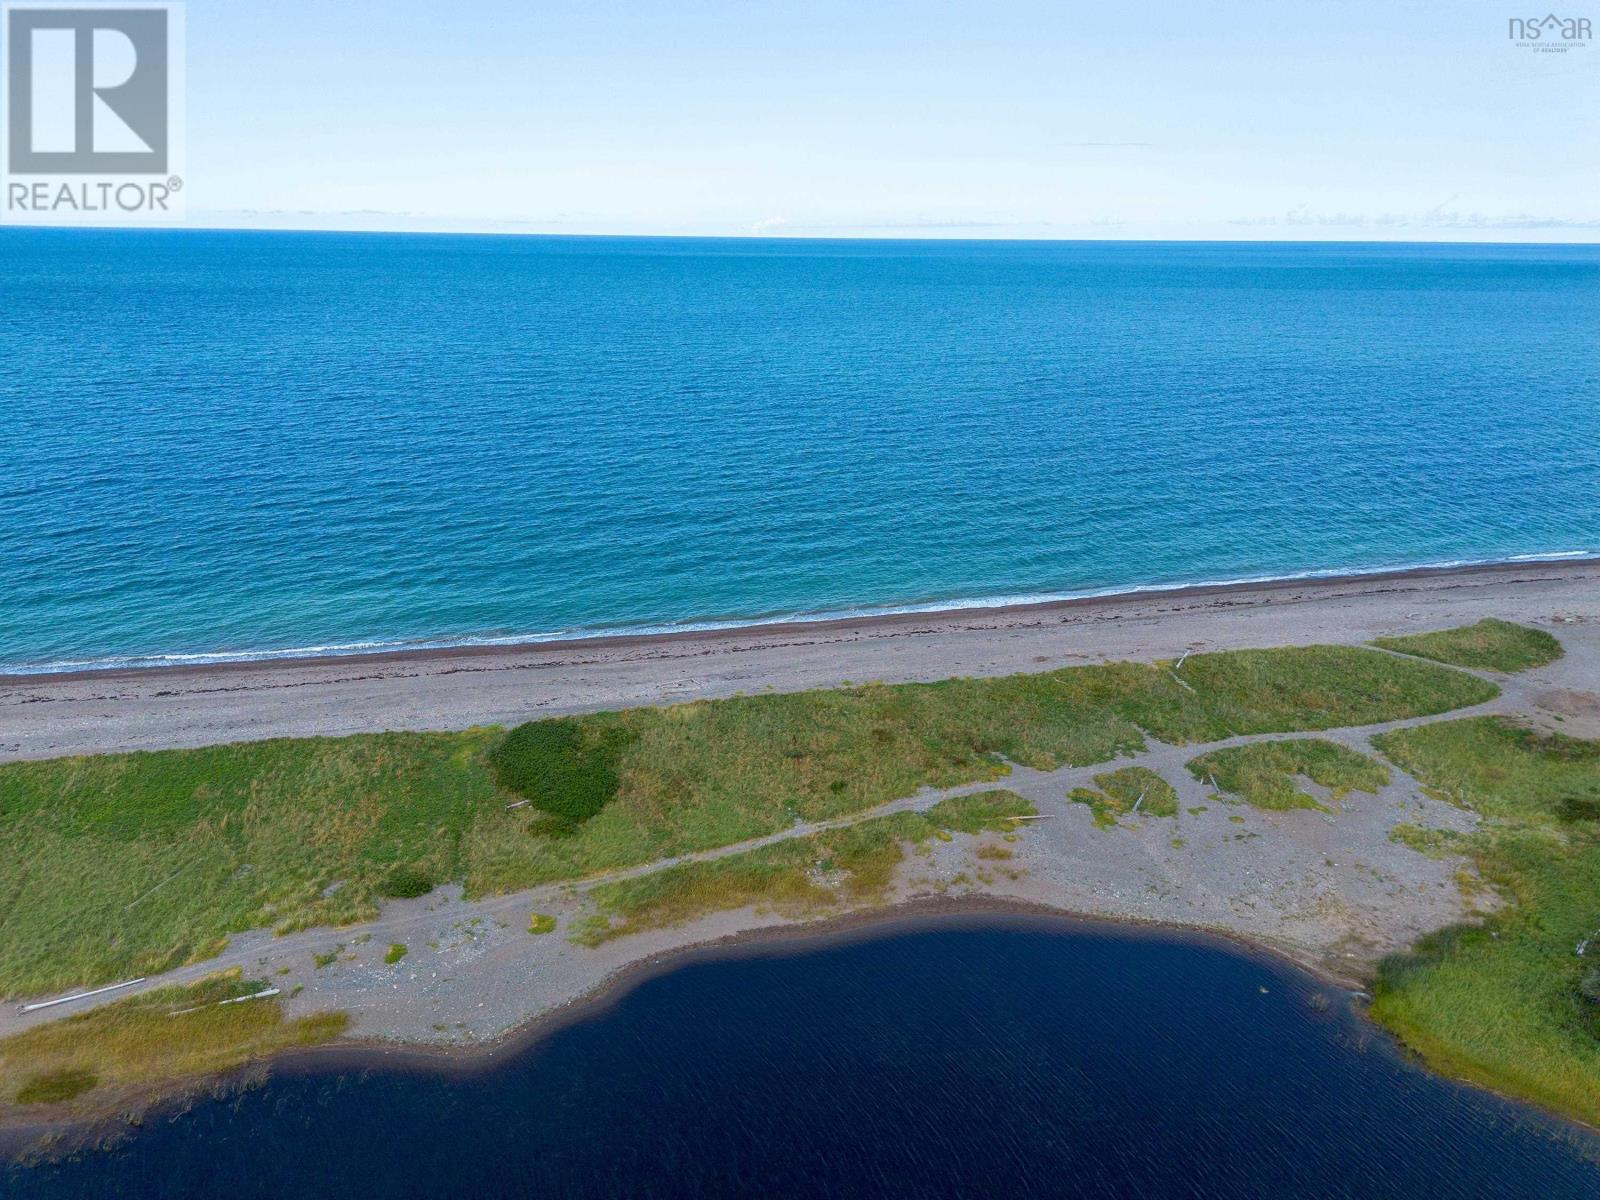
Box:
14;551;1595;676
18;977;147;1014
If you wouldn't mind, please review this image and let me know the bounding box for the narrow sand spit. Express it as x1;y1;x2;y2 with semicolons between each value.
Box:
3;611;1596;1067
1;558;1597;761
1;561;1597;1140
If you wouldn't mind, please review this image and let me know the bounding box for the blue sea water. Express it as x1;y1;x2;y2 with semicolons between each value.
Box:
3;231;1597;672
6;916;1600;1198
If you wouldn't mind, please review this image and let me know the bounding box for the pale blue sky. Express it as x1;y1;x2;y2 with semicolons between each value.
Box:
187;0;1599;239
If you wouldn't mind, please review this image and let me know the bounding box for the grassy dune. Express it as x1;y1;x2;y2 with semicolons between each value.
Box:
1372;718;1600;1127
1187;739;1390;812
0;731;504;996
0;643;1494;997
1373;618;1562;673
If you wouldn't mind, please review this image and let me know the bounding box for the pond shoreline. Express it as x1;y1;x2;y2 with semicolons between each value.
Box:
6;896;1595;1162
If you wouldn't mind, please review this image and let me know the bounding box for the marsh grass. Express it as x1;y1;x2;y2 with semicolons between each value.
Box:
14;1068;98;1105
0;972;348;1111
1372;718;1600;1127
1373;619;1562;674
0;644;1493;997
571;791;1036;945
1069;767;1178;827
383;943;407;965
1185;740;1389;811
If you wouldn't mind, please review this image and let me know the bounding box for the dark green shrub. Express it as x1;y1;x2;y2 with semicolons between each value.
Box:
1558;797;1600;823
490;718;633;827
376;865;433;899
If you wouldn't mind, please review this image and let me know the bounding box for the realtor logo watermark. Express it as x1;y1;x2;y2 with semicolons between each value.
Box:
2;2;184;221
1508;13;1591;51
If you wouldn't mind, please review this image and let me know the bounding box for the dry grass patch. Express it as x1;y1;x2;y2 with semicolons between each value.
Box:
0;972;347;1114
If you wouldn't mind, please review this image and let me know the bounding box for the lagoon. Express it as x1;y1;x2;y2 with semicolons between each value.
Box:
7;915;1598;1198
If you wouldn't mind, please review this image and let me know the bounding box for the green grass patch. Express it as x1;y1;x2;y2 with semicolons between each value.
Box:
383;943;407;965
0;729;501;998
1369;718;1600;1128
0;643;1493;997
0;972;348;1112
1375;717;1600;823
1069;787;1119;829
572;790;1035;945
1165;645;1495;734
1389;823;1462;857
1069;767;1178;827
1186;739;1389;811
527;913;557;935
923;790;1042;834
1091;766;1179;817
15;1067;98;1105
1373;619;1562;673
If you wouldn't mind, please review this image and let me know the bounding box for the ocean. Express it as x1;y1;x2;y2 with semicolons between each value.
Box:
4;231;1596;673
6;917;1598;1198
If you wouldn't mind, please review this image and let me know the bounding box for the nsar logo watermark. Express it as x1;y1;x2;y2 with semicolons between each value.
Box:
1507;12;1591;52
2;2;185;222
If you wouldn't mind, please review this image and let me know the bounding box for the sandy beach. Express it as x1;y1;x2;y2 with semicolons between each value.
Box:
3;559;1597;762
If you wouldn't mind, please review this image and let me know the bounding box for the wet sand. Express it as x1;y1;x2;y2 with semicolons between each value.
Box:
3;558;1598;761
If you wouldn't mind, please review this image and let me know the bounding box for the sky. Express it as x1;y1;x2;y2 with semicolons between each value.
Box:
179;0;1598;239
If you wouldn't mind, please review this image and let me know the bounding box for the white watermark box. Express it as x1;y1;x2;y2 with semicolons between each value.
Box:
2;1;185;223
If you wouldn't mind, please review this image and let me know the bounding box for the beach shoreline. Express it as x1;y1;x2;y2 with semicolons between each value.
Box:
10;555;1598;684
3;557;1597;761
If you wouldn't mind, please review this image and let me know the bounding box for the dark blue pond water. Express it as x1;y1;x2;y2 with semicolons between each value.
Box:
6;916;1598;1198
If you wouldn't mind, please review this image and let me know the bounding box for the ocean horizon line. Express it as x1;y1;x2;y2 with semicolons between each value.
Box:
8;549;1595;679
7;226;1600;248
